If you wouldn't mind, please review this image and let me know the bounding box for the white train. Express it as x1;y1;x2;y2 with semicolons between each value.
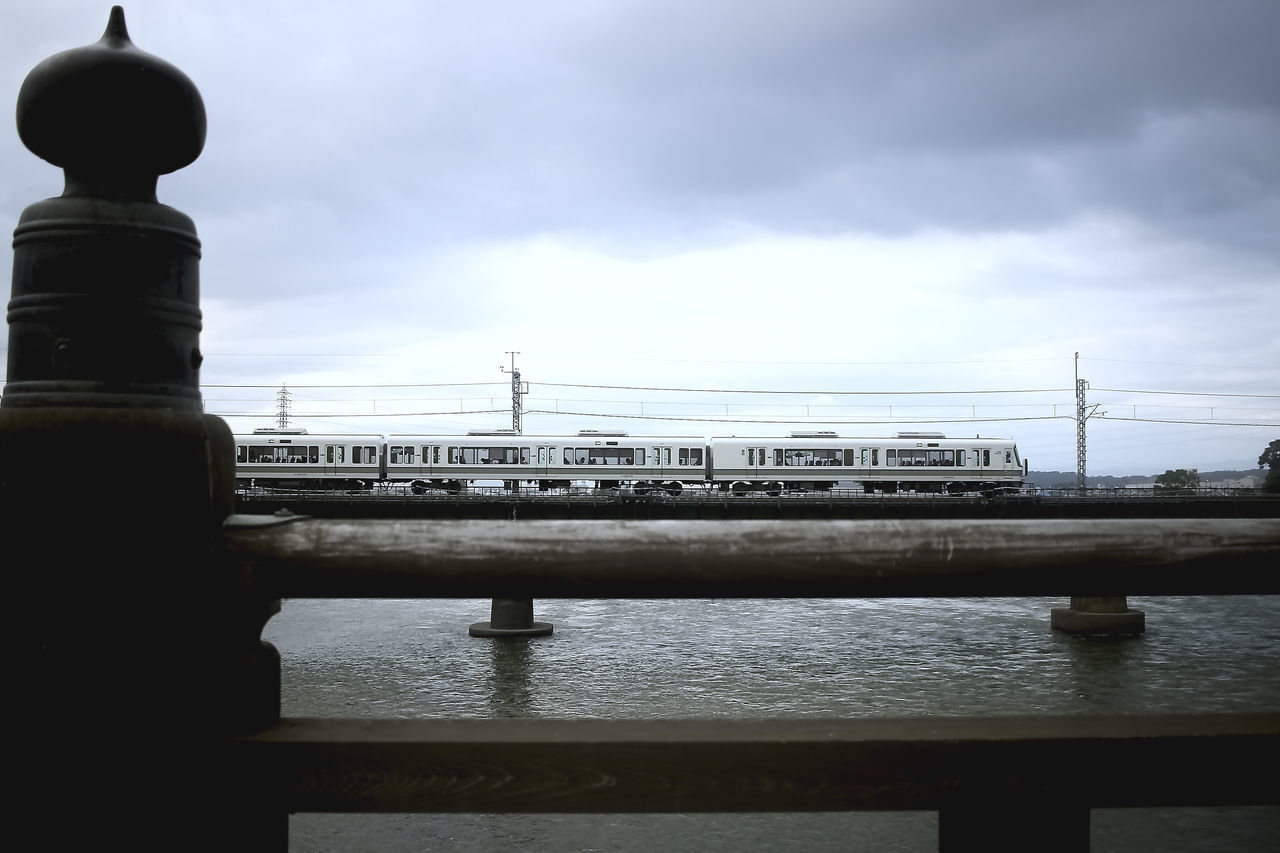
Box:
234;428;1027;496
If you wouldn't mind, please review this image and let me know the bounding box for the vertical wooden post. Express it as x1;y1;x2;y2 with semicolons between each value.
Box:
1;8;282;850
940;800;1090;852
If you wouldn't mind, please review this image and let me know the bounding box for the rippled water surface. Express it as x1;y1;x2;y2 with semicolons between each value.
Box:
265;596;1280;851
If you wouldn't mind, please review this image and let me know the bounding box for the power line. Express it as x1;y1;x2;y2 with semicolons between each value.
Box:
1096;415;1279;428
202;382;505;389
1092;388;1280;399
523;409;1067;426
211;408;511;418
534;382;1073;396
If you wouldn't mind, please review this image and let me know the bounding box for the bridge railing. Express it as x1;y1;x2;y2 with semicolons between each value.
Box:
216;514;1280;852
3;11;1276;852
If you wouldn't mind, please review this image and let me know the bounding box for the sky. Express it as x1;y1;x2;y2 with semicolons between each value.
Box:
2;0;1278;477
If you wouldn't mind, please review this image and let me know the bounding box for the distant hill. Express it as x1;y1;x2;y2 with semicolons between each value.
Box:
1026;469;1261;489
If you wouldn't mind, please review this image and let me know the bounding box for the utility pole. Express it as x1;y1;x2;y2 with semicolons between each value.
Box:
1074;353;1103;490
502;351;523;433
1075;350;1085;484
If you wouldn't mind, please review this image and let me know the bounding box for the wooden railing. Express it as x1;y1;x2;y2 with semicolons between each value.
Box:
217;515;1280;852
3;12;1276;852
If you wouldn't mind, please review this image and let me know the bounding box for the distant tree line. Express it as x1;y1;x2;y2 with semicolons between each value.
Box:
1153;468;1199;492
1261;438;1280;493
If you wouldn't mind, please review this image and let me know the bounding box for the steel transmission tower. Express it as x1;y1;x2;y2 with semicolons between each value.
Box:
275;384;291;429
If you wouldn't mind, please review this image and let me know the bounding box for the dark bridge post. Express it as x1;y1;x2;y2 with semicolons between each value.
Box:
1051;596;1145;636
1;8;281;850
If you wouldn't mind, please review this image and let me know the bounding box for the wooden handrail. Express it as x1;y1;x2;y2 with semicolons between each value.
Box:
224;516;1280;598
231;714;1280;814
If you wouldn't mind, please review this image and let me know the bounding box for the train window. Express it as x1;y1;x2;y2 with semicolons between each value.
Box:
431;446;440;464
635;449;645;465
1005;450;1012;464
886;449;897;466
679;448;690;466
458;446;523;465
308;447;319;463
891;449;926;467
774;449;783;466
236;446;247;463
577;447;635;465
450;447;461;464
957;450;966;466
663;448;671;466
983;449;990;466
678;447;702;466
784;448;842;466
747;448;755;466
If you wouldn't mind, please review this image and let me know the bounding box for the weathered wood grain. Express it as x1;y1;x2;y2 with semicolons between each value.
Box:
222;516;1280;597
227;714;1280;813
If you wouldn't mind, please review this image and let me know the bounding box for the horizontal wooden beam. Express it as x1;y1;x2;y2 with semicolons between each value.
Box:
226;714;1280;814
223;516;1280;598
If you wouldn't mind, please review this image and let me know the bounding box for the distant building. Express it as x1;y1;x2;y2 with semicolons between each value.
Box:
1206;475;1258;489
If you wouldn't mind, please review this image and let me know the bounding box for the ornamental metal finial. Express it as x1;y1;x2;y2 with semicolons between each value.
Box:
15;5;206;201
4;7;208;411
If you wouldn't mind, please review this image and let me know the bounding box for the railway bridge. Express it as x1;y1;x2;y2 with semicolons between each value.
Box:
236;485;1280;521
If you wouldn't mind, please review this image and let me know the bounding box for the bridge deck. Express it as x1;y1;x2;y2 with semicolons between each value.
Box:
236;485;1280;519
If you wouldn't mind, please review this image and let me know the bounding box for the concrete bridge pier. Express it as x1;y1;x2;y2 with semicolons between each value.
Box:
470;597;554;637
1051;596;1145;636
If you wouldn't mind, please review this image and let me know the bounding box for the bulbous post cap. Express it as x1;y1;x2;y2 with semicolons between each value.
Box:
15;6;206;197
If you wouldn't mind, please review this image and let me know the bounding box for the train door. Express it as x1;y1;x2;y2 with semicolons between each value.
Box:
537;445;552;478
324;443;342;477
652;445;671;476
972;446;990;478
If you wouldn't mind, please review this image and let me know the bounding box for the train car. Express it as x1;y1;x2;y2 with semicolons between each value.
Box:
232;427;1025;497
384;430;709;494
708;431;1025;495
233;428;384;490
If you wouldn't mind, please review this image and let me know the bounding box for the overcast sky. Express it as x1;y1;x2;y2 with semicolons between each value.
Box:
2;1;1278;477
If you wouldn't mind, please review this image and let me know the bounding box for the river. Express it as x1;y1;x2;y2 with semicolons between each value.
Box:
264;595;1280;851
